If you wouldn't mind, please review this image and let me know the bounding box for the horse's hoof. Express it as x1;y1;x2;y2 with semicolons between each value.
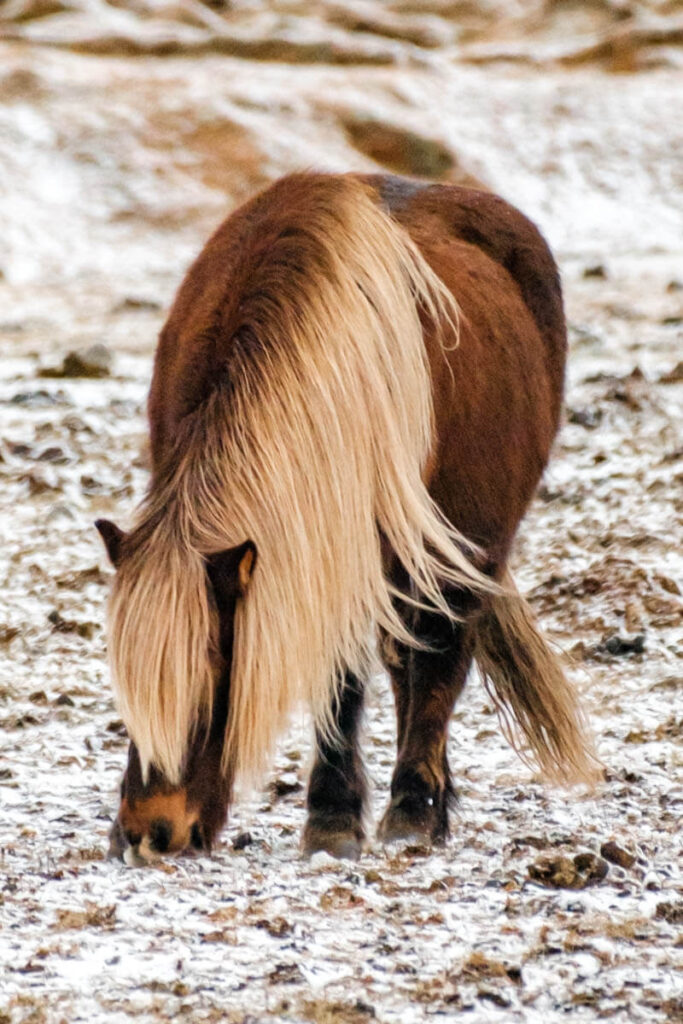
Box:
378;794;448;847
378;807;431;846
302;818;364;861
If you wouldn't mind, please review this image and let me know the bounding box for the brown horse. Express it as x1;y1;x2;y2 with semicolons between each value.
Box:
97;171;597;864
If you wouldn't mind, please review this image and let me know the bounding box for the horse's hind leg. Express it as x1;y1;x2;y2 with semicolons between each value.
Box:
302;671;367;860
379;596;476;844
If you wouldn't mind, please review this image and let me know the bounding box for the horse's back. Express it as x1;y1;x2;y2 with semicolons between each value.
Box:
360;174;566;564
152;171;566;566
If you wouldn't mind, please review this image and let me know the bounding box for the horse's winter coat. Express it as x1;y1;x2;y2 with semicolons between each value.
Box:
97;172;597;863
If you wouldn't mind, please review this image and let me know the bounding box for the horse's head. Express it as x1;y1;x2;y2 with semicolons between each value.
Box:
96;518;256;863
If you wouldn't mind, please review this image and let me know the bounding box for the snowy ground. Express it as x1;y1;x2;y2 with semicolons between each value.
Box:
1;2;682;1021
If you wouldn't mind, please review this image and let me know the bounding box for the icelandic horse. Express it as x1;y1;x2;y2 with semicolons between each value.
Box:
97;172;597;864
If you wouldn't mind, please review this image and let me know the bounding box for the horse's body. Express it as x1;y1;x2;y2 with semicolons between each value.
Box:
98;172;596;863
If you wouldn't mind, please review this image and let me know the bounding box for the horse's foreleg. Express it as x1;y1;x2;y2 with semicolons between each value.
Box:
379;606;475;844
302;671;367;860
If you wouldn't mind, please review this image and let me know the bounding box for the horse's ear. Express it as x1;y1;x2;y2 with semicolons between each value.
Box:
95;519;126;568
206;541;257;605
237;543;257;595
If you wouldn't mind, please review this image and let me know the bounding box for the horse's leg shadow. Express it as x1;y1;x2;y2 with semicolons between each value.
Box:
302;671;367;861
379;594;475;845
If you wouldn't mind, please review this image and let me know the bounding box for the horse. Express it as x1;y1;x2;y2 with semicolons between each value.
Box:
96;171;598;865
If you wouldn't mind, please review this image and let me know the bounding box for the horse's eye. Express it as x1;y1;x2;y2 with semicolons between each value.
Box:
149;818;172;854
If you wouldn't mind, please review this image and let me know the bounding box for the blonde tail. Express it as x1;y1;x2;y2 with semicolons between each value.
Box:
474;569;600;785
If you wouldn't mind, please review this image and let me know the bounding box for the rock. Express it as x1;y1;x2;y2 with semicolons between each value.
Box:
113;296;161;313
232;831;253;851
22;471;61;496
658;361;683;383
105;719;127;735
528;852;608;889
61;414;92;434
567;406;602;428
573;852;609;884
270;773;302;798
4;441;33;458
478;989;511;1009
40;344;113;379
603;633;646;656
528;855;579;888
583;264;607;279
600;841;636;869
80;475;103;495
267;962;304;984
11;390;64;408
255;916;291;937
654;901;683;924
48;609;96;640
36;445;70;464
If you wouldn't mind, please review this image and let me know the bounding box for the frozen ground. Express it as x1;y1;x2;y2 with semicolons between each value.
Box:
1;2;682;1021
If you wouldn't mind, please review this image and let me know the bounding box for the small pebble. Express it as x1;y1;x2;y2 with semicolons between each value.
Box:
600;840;636;869
40;344;112;379
604;633;646;656
583;264;607;279
232;831;253;851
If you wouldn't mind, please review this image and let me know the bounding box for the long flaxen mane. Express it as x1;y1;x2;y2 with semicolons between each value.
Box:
106;174;495;787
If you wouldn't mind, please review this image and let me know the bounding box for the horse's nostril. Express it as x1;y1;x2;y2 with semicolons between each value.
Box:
190;822;204;850
149;818;172;854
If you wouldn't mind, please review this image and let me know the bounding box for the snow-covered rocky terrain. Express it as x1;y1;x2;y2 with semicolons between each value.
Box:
1;2;682;1020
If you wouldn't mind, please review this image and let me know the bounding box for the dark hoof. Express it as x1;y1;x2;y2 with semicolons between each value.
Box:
378;792;449;846
302;815;364;861
378;798;434;845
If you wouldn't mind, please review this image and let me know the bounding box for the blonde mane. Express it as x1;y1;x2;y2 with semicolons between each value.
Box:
106;175;495;787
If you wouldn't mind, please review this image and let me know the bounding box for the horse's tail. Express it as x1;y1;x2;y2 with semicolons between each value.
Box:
473;569;600;785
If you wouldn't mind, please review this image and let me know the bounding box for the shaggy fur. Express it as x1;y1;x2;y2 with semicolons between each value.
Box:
106;175;498;786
